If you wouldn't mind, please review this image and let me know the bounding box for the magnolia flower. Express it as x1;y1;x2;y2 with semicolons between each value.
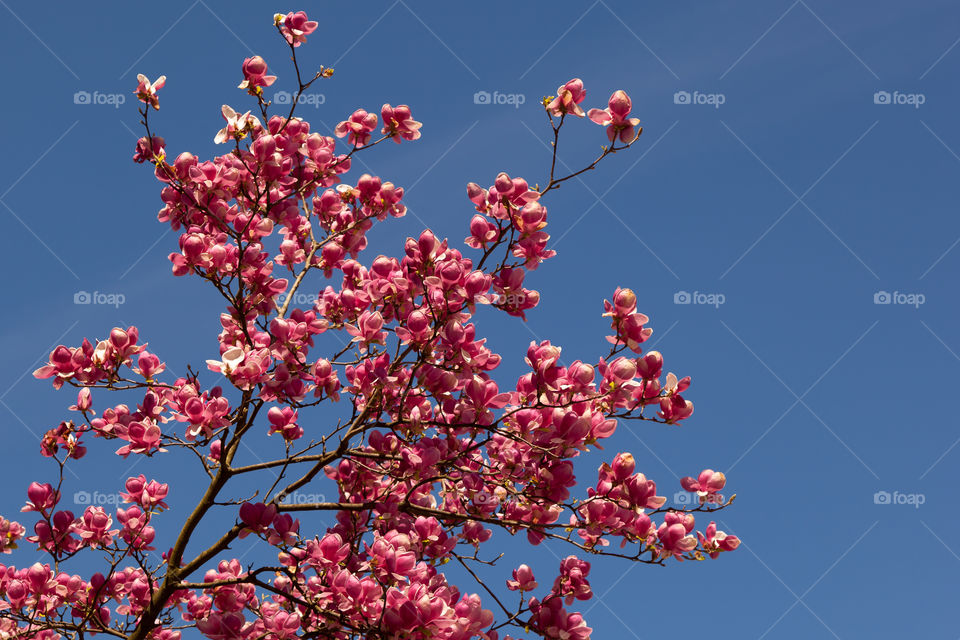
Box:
237;56;276;92
135;74;166;110
276;11;318;47
588;90;642;143
214;105;262;144
546;78;586;117
207;346;245;375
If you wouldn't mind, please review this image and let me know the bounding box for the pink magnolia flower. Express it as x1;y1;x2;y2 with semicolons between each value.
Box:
76;507;117;548
116;505;156;550
237;56;276;93
528;597;592;640
276;11;318;47
21;482;60;515
135;74;166;110
133;135;165;163
698;521;741;558
658;393;694;423
680;469;726;498
0;517;26;554
115;419;165;457
345;310;387;352
238;502;278;539
213;105;262;144
121;475;170;511
267;406;303;441
611;452;635;480
206;346;246;375
656;512;698;559
588;90;642;143
132;350;165;380
553;556;593;605
636;350;663;380
380;104;422;143
506;564;537;592
335;109;379;147
196;612;249;640
546;78;586;117
68;387;93;413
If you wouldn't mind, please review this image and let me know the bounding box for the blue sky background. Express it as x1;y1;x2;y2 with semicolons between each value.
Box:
1;1;959;637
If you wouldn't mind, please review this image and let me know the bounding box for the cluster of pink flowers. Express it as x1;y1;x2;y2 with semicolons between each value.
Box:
7;12;739;640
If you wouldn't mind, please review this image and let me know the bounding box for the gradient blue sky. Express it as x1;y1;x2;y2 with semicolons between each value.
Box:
2;1;959;638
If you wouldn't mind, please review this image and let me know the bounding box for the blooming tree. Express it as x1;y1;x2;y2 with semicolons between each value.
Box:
2;11;740;640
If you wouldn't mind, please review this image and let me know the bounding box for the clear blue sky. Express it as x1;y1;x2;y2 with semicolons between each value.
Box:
1;1;959;637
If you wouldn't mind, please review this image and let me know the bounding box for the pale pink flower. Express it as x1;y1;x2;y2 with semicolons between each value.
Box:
135;73;166;110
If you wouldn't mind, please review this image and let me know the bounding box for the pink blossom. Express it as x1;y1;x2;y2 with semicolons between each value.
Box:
345;310;387;352
506;564;537;592
121;475;170;510
238;502;277;538
213;105;262;144
133;350;165;380
588;90;642;143
380;104;422;143
698;521;741;558
680;469;726;497
76;507;117;548
335;109;378;147
135;74;166;110
115;419;165;457
133;136;165;163
21;482;60;515
0;517;26;554
267;406;303;441
237;56;276;93
276;11;317;47
546;78;586;117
